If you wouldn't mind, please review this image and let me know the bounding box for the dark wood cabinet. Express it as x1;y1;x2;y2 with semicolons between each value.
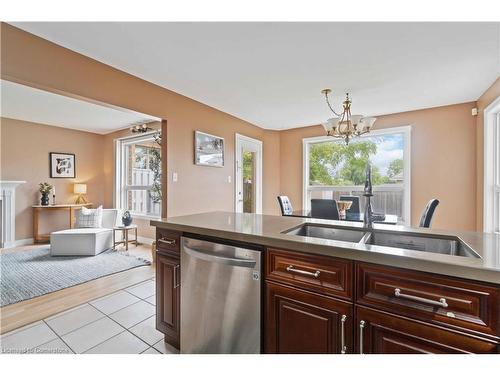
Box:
152;229;500;354
266;248;353;300
156;228;181;256
264;246;500;354
355;306;499;354
356;262;500;341
265;281;353;353
156;253;180;349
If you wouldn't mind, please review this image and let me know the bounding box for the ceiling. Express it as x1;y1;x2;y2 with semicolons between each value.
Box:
1;80;159;134
12;22;500;130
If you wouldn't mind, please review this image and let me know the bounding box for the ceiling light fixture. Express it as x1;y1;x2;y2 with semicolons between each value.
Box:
130;123;162;145
321;89;376;145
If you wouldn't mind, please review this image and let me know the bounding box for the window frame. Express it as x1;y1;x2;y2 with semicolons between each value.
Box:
302;125;411;224
483;96;500;233
114;132;162;220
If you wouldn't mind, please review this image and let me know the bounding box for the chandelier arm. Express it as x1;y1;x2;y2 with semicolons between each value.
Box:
324;92;342;117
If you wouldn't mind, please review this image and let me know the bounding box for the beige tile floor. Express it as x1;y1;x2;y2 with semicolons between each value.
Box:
0;278;178;354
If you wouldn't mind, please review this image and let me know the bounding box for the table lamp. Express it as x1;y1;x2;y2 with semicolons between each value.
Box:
74;183;88;204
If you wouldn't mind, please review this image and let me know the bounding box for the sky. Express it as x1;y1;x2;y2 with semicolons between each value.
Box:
364;133;404;175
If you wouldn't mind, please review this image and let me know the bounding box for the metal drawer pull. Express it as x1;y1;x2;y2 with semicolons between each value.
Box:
359;320;365;354
286;265;321;278
340;315;347;354
158;238;176;246
394;288;448;308
173;265;180;288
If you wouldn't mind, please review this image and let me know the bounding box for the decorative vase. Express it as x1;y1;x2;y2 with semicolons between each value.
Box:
336;200;353;220
122;215;133;226
41;193;50;206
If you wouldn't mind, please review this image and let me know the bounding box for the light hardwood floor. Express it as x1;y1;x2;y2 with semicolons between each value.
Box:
0;243;155;334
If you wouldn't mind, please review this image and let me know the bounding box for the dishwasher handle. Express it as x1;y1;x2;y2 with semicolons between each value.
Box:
183;245;257;268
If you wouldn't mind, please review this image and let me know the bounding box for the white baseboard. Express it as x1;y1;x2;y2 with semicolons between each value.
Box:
2;238;35;248
137;236;154;246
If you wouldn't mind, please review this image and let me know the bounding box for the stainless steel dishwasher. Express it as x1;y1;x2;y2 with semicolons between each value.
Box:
180;236;262;354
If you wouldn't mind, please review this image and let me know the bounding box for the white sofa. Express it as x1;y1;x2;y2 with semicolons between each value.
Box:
50;209;118;256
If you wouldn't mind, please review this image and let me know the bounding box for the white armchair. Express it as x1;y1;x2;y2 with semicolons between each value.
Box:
50;209;118;256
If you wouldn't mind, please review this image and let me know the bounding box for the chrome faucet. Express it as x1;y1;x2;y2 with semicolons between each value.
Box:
363;163;374;228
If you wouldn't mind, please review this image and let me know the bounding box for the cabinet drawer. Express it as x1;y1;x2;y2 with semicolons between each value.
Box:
355;306;499;354
356;262;500;340
156;229;181;255
266;248;353;300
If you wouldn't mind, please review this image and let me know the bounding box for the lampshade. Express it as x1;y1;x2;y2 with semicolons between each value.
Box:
350;115;363;126
361;117;377;130
74;183;87;194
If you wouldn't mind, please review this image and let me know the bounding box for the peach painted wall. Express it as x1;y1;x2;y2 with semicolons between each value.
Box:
0;117;105;240
475;78;500;231
279;102;478;231
1;23;281;242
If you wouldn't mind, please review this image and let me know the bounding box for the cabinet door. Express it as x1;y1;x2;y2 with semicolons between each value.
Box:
355;307;499;354
265;281;353;354
156;253;180;349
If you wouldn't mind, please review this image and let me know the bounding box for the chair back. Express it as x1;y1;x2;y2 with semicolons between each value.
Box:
311;199;339;220
102;209;119;229
419;199;440;228
277;196;293;215
339;195;360;214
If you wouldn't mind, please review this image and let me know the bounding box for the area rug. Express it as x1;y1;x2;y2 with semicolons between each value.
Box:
0;247;151;307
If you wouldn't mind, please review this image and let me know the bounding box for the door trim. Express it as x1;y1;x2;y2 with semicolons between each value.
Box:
483;95;500;233
235;133;263;214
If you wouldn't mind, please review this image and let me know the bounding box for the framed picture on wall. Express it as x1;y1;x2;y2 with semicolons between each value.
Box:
194;131;224;167
50;152;76;178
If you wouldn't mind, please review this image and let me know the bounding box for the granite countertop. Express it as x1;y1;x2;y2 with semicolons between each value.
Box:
151;211;500;284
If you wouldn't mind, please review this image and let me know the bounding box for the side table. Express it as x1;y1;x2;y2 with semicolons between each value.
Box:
113;225;139;250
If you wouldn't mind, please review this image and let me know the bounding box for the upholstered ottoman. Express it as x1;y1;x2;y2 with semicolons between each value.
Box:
50;228;113;256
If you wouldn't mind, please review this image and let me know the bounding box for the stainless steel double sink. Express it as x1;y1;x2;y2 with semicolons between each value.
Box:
283;223;481;258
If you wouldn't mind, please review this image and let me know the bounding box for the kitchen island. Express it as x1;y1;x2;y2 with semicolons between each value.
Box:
151;211;500;354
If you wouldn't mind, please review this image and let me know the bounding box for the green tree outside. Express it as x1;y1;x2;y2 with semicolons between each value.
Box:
387;158;404;179
309;140;402;186
135;145;162;203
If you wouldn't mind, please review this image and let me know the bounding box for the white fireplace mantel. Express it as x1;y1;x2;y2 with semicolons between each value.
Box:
1;180;26;248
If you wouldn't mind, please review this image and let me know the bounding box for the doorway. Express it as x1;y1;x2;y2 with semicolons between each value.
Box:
235;134;263;214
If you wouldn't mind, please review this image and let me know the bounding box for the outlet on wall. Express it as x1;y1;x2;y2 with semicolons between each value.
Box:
227;176;231;183
173;172;178;182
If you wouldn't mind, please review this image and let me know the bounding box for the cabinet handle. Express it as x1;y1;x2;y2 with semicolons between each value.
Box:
394;288;448;308
173;265;180;288
359;320;366;354
340;314;347;354
286;265;321;278
158;238;176;246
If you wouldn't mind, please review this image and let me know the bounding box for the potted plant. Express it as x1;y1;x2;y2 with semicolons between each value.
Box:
39;182;53;206
122;210;133;226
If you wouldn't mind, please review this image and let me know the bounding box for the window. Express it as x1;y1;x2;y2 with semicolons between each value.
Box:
115;133;161;218
303;126;411;224
484;97;500;233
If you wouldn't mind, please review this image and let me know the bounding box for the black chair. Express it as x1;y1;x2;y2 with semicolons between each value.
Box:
339;195;360;214
310;199;340;220
419;199;440;228
277;196;294;215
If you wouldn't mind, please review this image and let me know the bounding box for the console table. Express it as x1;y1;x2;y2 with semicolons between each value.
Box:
32;203;93;243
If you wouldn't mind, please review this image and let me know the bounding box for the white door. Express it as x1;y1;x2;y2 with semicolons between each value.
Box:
235;134;263;214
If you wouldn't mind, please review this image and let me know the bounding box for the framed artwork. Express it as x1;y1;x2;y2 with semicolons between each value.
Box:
50;152;76;178
194;131;224;167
